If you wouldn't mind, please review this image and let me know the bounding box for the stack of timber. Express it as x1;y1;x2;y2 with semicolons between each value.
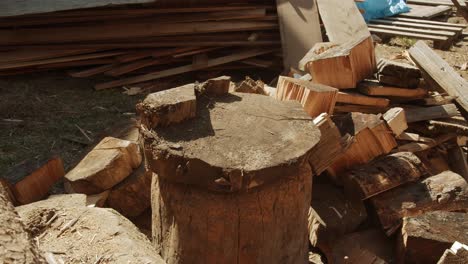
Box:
367;17;466;50
0;0;283;89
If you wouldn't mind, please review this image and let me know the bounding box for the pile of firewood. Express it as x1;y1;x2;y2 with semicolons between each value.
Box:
0;0;281;90
1;0;467;263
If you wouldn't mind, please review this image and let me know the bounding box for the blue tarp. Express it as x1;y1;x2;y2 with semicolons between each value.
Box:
356;0;411;21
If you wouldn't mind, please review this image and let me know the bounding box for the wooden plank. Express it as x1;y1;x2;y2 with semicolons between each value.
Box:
95;48;276;90
368;24;456;37
0;50;126;70
105;58;179;77
407;0;466;6
0;49;98;64
358;81;428;98
383;17;467;28
399;4;452;18
337;91;390;107
316;0;370;43
69;64;117;78
409;41;468;120
0;0;155;17
368;27;448;41
405;104;460;123
370;19;463;32
0;21;278;46
276;0;322;69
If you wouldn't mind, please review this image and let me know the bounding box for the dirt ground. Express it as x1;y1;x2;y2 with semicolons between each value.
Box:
1;18;467;181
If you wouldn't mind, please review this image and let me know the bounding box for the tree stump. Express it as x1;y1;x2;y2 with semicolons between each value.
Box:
140;89;320;264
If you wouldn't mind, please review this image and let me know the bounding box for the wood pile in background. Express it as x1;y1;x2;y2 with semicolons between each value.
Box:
0;1;282;89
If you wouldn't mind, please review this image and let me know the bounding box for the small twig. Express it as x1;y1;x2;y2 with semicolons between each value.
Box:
89;234;97;244
75;124;92;142
93;255;103;264
57;214;82;237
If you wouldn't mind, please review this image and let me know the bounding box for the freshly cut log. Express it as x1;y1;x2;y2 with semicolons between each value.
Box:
308;184;367;260
299;36;376;89
330;229;395;264
371;171;468;233
198;75;231;96
65;137;142;194
438;242;468;264
107;165;152;218
328;111;398;181
2;156;65;205
409;41;468;120
343;152;426;200
136;84;196;129
358;81;427;98
383;107;408;136
0;184;45;263
276;76;338;118
397;211;468;264
337;91;390;107
143;92;320;263
405;104;460;123
308;113;351;175
377;59;421;79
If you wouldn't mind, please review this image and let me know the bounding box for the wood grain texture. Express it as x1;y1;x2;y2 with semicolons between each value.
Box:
409;41;468;120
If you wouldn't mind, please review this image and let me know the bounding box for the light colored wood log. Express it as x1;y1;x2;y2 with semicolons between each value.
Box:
198;75;231;96
65;137;142;194
383;107;408;136
397;211;468;264
276;76;338;118
371;171;468;233
3;157;65;205
300;36;376;89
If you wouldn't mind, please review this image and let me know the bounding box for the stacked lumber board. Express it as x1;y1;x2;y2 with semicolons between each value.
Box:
368;17;466;50
0;1;282;89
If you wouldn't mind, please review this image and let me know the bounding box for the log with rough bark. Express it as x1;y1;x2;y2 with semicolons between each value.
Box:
330;229;395;264
64;137;142;194
276;76;338;118
0;184;45;263
344;152;426;200
372;171;468;233
397;211;468;264
377;59;421;79
308;184;367;260
308;113;351;175
299;36;376;89
327;111;398;182
336;91;390;107
142;90;320;263
136;83;197;129
378;74;420;88
3;156;65;205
